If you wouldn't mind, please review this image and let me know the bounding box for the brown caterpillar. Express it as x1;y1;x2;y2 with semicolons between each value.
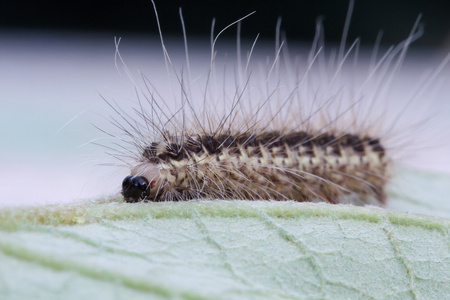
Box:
122;130;389;204
113;1;445;205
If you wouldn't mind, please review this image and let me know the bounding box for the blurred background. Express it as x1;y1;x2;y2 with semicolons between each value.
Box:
0;0;449;206
2;0;450;47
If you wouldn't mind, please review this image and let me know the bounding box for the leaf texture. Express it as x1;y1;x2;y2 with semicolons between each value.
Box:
0;170;449;300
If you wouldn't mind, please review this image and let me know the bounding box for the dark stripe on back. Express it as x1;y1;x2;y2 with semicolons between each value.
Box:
142;131;384;162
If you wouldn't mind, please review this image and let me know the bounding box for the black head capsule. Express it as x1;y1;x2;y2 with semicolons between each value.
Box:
122;175;151;203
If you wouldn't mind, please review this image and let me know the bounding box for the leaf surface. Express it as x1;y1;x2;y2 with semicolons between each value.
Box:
0;170;449;300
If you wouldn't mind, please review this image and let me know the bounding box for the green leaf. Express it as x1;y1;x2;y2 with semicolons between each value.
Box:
0;170;449;299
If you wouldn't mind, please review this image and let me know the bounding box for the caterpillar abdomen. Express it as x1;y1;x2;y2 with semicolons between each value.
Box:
123;130;389;204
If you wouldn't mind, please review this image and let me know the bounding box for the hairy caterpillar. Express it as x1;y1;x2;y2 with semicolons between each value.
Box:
111;1;448;205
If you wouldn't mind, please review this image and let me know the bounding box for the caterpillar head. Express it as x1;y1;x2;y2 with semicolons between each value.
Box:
121;175;151;203
122;137;187;202
122;162;162;202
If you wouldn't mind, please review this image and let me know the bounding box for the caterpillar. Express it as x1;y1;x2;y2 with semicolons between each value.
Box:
112;1;448;205
122;130;388;204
